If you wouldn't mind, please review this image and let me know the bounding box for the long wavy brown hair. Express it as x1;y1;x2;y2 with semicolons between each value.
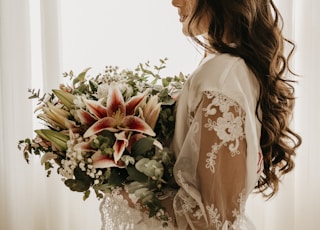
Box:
188;0;302;198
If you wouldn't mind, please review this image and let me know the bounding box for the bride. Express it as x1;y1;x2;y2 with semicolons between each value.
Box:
100;0;301;229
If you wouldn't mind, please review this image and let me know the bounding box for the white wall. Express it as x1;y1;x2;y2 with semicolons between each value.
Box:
60;0;201;76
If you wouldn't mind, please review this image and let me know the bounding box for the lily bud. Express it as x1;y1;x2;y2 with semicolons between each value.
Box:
35;129;69;152
52;89;76;110
38;102;76;129
143;96;161;129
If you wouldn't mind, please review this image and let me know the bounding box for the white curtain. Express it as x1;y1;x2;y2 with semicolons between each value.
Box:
0;0;319;229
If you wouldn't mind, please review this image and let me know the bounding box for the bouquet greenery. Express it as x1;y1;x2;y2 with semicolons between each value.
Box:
18;59;186;223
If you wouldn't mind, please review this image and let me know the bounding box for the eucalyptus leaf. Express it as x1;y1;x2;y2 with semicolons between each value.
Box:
73;67;91;86
65;179;91;192
126;165;148;183
131;137;155;157
89;80;98;92
74;166;92;184
108;168;128;186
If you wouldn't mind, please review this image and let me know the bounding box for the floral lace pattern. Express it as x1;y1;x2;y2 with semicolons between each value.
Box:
174;90;248;229
100;187;176;230
203;91;246;174
206;190;246;230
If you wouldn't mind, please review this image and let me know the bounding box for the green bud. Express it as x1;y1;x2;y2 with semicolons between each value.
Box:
90;138;100;149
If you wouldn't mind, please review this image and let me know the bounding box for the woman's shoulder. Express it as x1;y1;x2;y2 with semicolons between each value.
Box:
190;53;253;90
200;53;248;79
189;53;259;110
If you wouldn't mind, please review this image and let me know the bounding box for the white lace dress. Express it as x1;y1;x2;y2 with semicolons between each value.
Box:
100;187;177;230
100;53;263;230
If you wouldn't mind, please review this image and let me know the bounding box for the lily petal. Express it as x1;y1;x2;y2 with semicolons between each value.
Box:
91;151;125;168
121;116;155;136
74;141;93;152
41;104;76;129
125;92;146;115
146;102;161;129
91;151;118;168
107;86;125;117
84;99;108;119
83;117;118;138
76;109;97;125
143;95;158;116
153;139;163;150
40;152;58;165
47;102;69;117
127;133;145;153
113;132;128;163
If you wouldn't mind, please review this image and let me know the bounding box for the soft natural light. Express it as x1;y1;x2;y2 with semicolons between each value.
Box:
0;0;319;229
60;0;201;77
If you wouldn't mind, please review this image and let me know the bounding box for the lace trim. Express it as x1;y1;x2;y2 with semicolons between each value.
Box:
206;190;246;230
203;91;246;174
100;187;175;230
175;169;246;229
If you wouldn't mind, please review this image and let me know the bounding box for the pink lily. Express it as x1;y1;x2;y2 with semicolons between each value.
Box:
140;95;161;129
91;131;129;167
83;86;155;138
113;131;129;162
75;109;97;126
74;132;128;167
37;102;77;130
91;150;125;168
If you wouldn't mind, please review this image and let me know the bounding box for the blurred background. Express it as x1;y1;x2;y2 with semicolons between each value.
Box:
0;0;319;229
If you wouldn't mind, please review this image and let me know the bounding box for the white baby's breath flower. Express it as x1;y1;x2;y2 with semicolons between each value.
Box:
97;83;110;98
123;84;134;99
73;96;85;108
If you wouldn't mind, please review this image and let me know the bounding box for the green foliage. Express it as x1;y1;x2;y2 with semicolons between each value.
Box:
131;137;155;157
18;58;188;223
65;167;93;192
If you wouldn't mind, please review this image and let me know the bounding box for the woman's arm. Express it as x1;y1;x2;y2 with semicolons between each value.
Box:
174;91;247;229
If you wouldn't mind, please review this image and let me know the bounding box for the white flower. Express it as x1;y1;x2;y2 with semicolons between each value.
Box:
97;83;110;99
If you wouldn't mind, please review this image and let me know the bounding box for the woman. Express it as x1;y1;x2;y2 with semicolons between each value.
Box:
100;0;301;229
170;0;301;229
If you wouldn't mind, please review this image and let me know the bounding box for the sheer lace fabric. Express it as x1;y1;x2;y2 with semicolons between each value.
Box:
173;92;247;229
172;53;262;229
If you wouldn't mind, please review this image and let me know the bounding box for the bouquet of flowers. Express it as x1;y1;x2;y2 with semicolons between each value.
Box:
18;59;186;222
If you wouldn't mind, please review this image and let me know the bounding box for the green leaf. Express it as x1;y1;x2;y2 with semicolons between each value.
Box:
131;137;155;157
89;80;98;92
73;84;88;94
64;167;92;192
74;166;92;184
126;165;148;183
162;78;169;87
65;179;91;192
108;168;128;186
73;67;91;86
83;190;91;201
145;197;163;218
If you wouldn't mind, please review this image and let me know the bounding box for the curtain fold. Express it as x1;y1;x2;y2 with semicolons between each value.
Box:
0;0;319;229
293;0;320;228
0;0;34;229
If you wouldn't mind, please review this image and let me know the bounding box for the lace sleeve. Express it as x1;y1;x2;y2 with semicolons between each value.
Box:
174;91;247;230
